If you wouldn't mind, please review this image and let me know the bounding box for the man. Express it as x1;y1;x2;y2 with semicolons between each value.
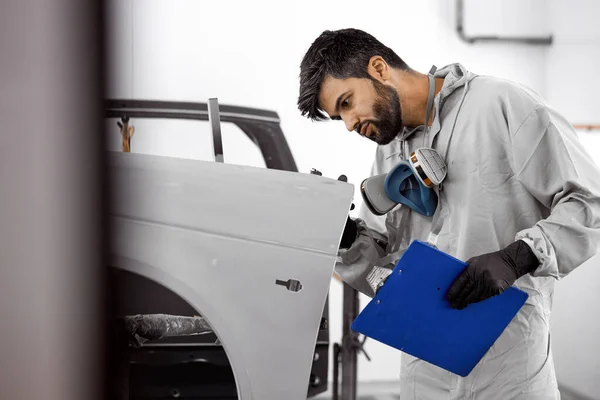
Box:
297;28;600;399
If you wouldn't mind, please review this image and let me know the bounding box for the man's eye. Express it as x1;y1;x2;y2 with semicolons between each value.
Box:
342;98;350;108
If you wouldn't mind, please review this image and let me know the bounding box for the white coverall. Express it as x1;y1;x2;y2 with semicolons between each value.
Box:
336;63;600;399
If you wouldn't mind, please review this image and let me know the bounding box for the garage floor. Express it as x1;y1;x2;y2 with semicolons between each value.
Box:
311;381;398;400
312;381;594;400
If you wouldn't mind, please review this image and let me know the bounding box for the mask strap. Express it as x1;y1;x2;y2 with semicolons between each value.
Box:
423;65;437;148
427;185;446;247
423;65;444;247
428;78;472;247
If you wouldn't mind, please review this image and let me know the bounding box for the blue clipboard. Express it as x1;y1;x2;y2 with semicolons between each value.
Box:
351;240;528;377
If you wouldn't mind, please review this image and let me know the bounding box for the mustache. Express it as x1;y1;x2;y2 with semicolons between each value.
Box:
355;120;377;135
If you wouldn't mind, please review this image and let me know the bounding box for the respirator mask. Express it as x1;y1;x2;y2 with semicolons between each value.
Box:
361;147;447;216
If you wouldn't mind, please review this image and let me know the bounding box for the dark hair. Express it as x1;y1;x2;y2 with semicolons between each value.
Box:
298;28;410;121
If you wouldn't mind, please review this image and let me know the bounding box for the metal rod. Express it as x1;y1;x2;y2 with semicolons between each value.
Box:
208;98;224;163
341;282;359;400
332;343;340;400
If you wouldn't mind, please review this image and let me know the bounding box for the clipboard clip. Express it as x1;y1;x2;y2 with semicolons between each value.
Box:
366;265;394;295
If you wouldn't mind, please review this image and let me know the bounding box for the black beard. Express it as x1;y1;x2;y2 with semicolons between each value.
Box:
367;79;404;145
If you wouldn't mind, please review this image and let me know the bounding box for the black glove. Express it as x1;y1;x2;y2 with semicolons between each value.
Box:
339;216;358;249
446;240;539;310
337;174;357;249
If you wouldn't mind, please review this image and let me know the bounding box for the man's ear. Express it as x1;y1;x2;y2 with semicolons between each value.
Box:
367;56;390;82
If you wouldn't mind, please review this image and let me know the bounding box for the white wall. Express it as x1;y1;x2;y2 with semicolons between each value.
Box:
544;1;600;397
106;0;600;392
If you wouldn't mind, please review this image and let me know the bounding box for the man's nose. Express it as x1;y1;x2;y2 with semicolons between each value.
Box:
343;113;359;132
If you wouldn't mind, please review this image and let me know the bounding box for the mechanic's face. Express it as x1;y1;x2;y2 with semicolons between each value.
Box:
319;75;404;145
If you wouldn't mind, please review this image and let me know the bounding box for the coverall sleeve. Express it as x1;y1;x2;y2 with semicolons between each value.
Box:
334;148;392;297
512;105;600;279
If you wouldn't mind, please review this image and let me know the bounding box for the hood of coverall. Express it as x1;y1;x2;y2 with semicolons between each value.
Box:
397;63;478;144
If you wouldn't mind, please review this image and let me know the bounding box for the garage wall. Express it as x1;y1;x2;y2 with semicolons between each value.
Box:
105;0;600;392
543;1;600;397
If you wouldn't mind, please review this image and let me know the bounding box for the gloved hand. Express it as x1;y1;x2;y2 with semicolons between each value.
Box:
446;240;539;309
339;216;358;249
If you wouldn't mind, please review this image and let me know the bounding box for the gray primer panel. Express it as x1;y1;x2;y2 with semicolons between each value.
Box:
109;152;354;400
